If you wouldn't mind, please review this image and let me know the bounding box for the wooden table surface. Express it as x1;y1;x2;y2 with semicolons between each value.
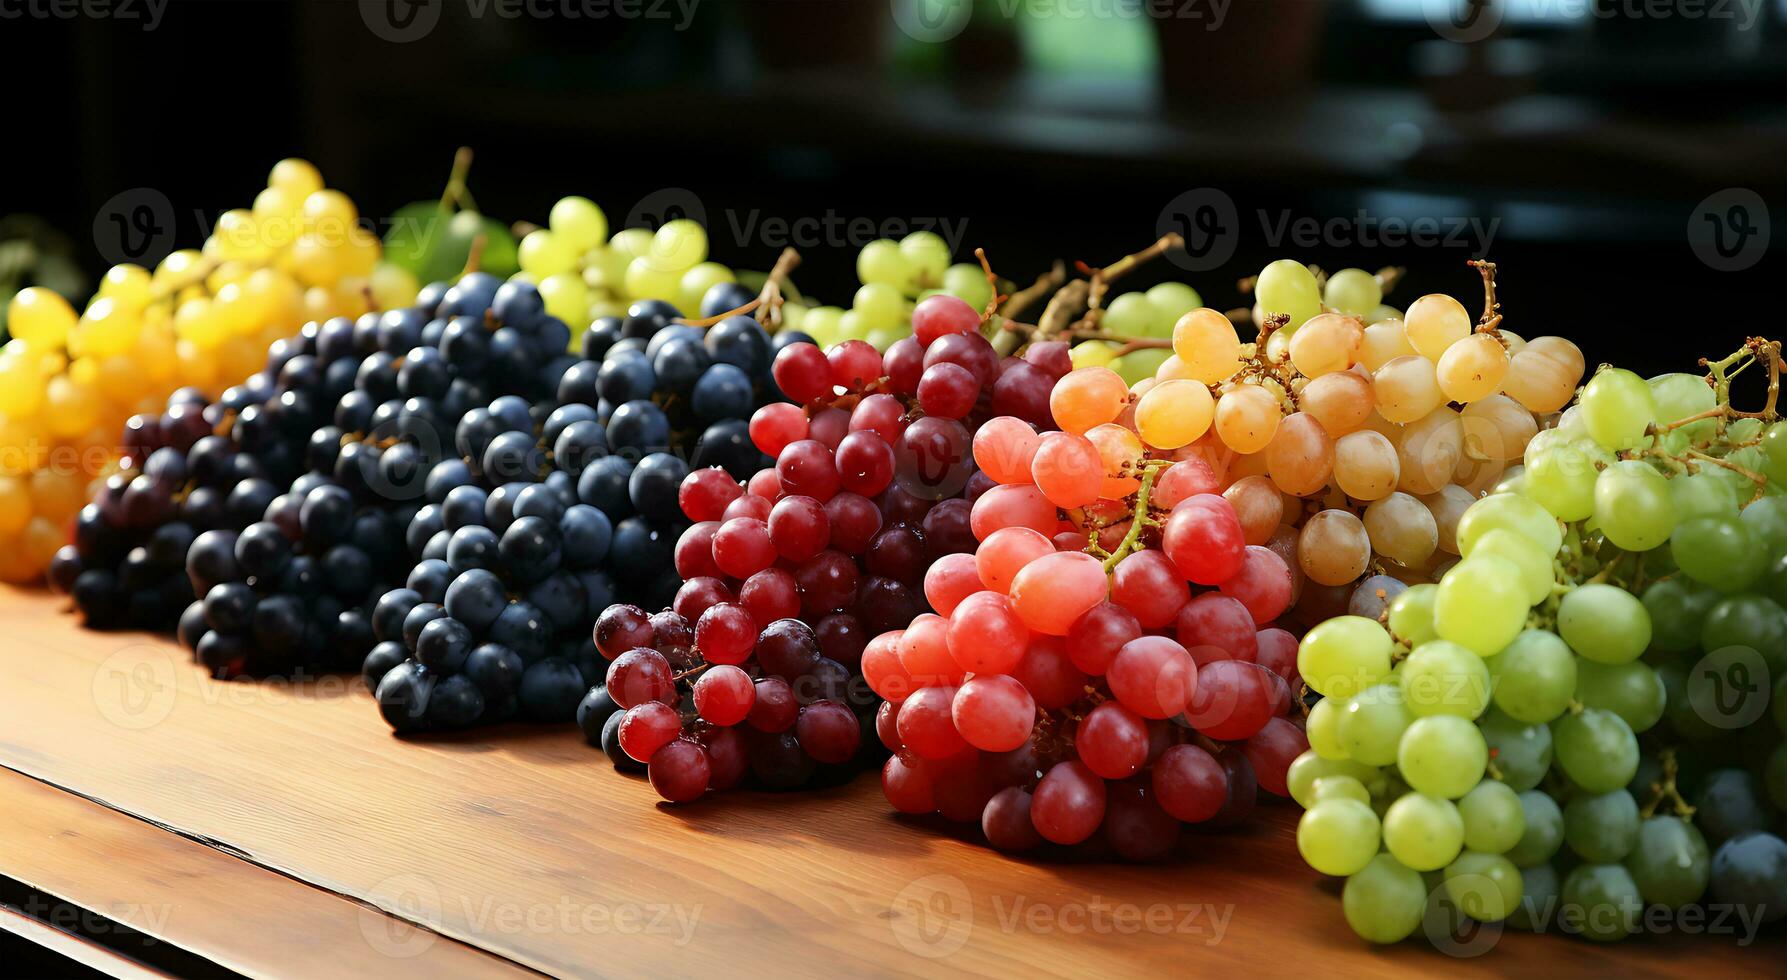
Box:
0;585;1776;978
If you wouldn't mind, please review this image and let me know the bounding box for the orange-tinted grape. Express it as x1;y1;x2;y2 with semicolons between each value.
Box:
1086;423;1145;498
1223;475;1284;545
1134;379;1214;450
1404;293;1471;360
1333;430;1400;501
1302;369;1375;437
1373;356;1443;424
1265;412;1334;496
1359;319;1415;371
1170;308;1242;383
1434;333;1508;403
1460;394;1537;461
1032;431;1104;509
1050;367;1129;434
1396;407;1463;496
1287;313;1363;378
1297;509;1370;587
1214;384;1282;454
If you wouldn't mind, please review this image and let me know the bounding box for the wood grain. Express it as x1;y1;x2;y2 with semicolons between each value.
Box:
0;586;1776;977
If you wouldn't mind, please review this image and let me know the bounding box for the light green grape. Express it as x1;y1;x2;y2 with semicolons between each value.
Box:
1593;459;1676;551
1286;751;1380;808
1297;615;1394;699
898;231;950;294
864;327;906;352
1456;492;1562;558
518;228;579;277
1433;555;1530;656
1444;852;1523;922
1557;583;1651;664
1312;775;1373;805
678;261;734;315
1466;528;1553;606
1671;471;1738;521
856;239;910;289
1560;864;1642;942
852;283;906;332
1508;861;1560;931
1458;781;1525;853
1102;291;1166;338
1367;304;1403;324
1108;348;1170;386
1324;268;1382;317
1069;340;1119;370
1342;854;1427;944
548;196;608;251
1306;697;1349;760
942;263;993;311
1297;798;1382;876
1649;371;1718;443
1398;715;1488;799
1339;684;1413;765
1573;660;1665;733
1490;630;1577;724
1383;793;1465;871
1579;367;1657;450
650;219;707;271
1505;791;1564;867
1671;514;1767;593
1625;816;1710;908
1740;495;1787;555
1256;259;1322;328
608;226;653;263
1522;442;1600;522
537;273;588;324
1553;708;1640;794
1562;790;1640;863
1763;421;1787;484
1343;858;1422;944
836;309;872;342
801;306;846;348
1145;281;1202;324
1641;577;1718;653
1399;640;1491;719
1479;708;1553;792
1387;583;1438;647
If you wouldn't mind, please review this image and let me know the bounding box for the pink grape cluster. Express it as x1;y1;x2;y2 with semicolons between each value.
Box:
594;295;1075;801
863;418;1311;859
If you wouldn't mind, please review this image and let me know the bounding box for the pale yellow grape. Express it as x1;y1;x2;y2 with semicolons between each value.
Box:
208;209;273;264
1265;412;1334;496
7;287;76;345
1499;331;1526;356
1134;380;1213;450
74;298;137;358
98;264;152;309
1400;640;1491;719
1420;484;1477;554
1434;554;1530;655
608;227;654;264
1403;293;1471;360
1299;798;1382;876
300;190;357;240
1398;715;1488;799
1383;793;1465;871
1454;491;1562;558
679;262;735;313
1334;430;1400;501
801;306;845;347
1302;370;1375;437
852;282;906;332
1103;292;1165;337
341;227;380;278
1435;333;1509;403
1214;383;1283;454
1306;700;1350;761
1364;492;1439;567
623;256;682;303
899;231;951;293
1324;268;1383;317
1459;394;1537;462
549;196;607;251
1299;509;1370;586
838;310;874;342
1297;615;1393;699
287;234;341;287
1367;305;1404;325
1170;308;1242;383
520;229;579;278
1224;474;1284;545
648;219;706;272
1311;775;1372;805
1373;355;1444;424
857;239;910;289
942;263;993;310
1465;528;1552;606
251;187;302;242
864;328;905;352
1396;406;1463;496
538;274;589;325
1263;328;1292;363
1256;259;1322;327
1502;336;1584;413
1288;312;1364;378
154;249;207;291
1146;282;1202;323
370;262;420;311
268;158;323;197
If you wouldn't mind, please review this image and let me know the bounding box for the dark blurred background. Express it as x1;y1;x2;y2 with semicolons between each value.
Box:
5;0;1785;375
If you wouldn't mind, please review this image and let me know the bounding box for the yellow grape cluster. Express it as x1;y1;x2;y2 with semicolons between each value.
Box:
791;232;993;352
1114;260;1585;624
0;159;408;583
516;198;730;330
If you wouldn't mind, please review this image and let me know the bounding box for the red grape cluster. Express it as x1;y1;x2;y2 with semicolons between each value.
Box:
864;417;1311;859
590;295;1069;801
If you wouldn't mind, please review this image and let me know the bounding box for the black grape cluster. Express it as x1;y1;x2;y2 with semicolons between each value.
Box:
366;285;790;732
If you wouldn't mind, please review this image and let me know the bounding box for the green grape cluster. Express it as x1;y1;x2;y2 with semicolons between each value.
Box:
1067;280;1204;384
1293;338;1787;947
787;232;989;352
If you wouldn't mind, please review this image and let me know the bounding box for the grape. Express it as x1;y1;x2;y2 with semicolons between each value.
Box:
1455;780;1525;854
1134;380;1214;449
1286;752;1380;807
1443;852;1522;922
1297;616;1392;699
1708;832;1787;925
1255;260;1321;327
1397;714;1487;799
1435;333;1508;403
1287;313;1362;378
1305;698;1349;761
1433;555;1528;656
1363;492;1438;568
1342;854;1426;943
1298;797;1381;876
1464;528;1551;607
1338;684;1412;766
1030;761;1106;845
1489;630;1576;723
1556;583;1650;665
1503;790;1564;868
1399;640;1490;719
1579;367;1657;451
1077;701;1150;779
1383;793;1464;871
1296;509;1369;587
1403;294;1471;360
1671;514;1766;593
1169;308;1241;383
1213;384;1282;453
1562;790;1639;863
1559;864;1642;942
1107;635;1197;719
1303;371;1375;438
1573;660;1664;733
1593;460;1676;551
1049;367;1128;434
1553;708;1639;794
1387;583;1438;647
1333;430;1399;501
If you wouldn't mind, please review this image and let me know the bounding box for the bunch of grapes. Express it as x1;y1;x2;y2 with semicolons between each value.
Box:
1063;279;1205;384
787;234;995;353
582;292;1059;800
0;160;415;585
1291;337;1787;945
517;197;738;329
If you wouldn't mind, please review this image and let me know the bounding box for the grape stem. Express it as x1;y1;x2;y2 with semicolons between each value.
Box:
1638;748;1696;820
972;247;1009;325
439;146;477;215
1099;458;1174;572
677;297;762;328
1374;265;1406;297
753;247;803;332
460;233;486;279
1068;232;1185;337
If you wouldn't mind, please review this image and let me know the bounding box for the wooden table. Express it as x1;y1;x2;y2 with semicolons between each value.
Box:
0;586;1774;978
